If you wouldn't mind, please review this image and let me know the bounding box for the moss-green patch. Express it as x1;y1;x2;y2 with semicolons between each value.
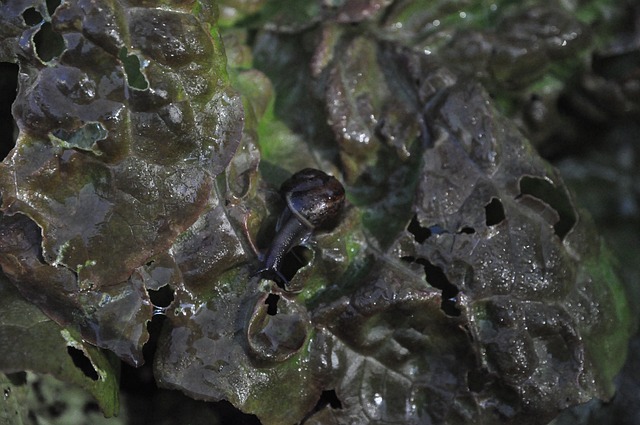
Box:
118;48;148;90
581;242;633;397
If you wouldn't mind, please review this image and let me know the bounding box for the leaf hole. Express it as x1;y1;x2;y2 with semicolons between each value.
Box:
148;284;174;308
33;22;65;62
485;197;505;226
47;401;67;418
320;389;343;409
118;47;149;90
50;122;108;153
467;368;489;392
47;0;62;16
46;0;61;17
305;389;343;422
6;372;26;386
83;401;101;414
22;8;43;26
66;347;99;381
265;293;280;316
458;226;475;234
0;62;18;161
407;214;431;243
280;245;313;283
210;400;262;424
417;258;460;317
518;176;576;239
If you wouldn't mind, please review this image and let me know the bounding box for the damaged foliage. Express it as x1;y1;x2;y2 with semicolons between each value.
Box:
0;274;120;417
0;0;242;365
0;0;633;424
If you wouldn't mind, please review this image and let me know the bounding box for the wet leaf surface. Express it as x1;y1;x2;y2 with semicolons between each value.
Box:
155;24;631;425
0;0;636;424
0;0;242;365
0;274;120;417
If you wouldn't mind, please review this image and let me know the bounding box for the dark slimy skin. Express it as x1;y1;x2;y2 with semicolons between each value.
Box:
256;168;345;287
258;214;311;285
